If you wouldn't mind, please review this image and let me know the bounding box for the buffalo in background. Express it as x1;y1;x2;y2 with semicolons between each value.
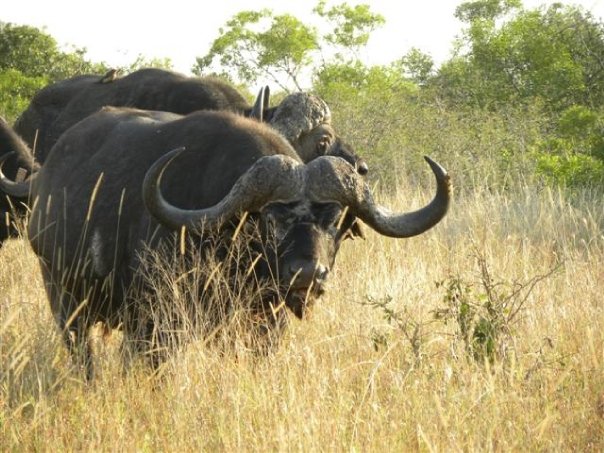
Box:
0;106;450;380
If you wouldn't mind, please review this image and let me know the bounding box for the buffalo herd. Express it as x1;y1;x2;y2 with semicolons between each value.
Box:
0;68;450;379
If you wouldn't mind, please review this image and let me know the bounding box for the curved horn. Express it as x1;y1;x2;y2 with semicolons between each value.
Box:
307;156;451;238
143;148;304;232
0;152;34;199
249;86;267;121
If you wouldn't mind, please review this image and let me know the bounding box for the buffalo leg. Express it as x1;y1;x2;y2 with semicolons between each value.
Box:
121;296;164;371
40;263;95;380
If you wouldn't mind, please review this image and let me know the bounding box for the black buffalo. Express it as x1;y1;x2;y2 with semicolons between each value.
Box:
13;69;253;159
0;107;450;379
0;68;366;244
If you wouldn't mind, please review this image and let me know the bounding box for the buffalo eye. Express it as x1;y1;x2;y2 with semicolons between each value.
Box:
263;211;286;241
263;201;298;231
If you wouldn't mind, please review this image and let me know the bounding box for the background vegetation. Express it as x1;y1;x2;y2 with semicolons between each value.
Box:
1;0;603;450
2;0;604;186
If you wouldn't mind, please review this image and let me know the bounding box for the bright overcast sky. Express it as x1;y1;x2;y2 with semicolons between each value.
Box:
3;0;604;79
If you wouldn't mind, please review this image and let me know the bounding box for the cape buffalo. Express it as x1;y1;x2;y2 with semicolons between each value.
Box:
0;68;366;245
0;107;450;379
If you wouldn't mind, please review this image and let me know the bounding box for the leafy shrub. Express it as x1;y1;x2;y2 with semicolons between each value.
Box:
535;152;604;187
0;69;47;122
532;105;604;186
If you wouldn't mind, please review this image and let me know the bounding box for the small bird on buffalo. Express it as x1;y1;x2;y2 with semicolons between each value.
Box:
98;68;120;84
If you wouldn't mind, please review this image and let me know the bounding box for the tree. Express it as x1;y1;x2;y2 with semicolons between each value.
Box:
194;10;318;91
194;2;384;91
438;0;604;112
396;48;434;86
435;3;604;111
313;0;384;59
0;22;110;120
0;22;107;82
454;0;521;22
0;69;47;122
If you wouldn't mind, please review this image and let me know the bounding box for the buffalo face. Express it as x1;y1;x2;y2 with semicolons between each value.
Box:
287;123;368;176
268;93;368;175
259;200;346;318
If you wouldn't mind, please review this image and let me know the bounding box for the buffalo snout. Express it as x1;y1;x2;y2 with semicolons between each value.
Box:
282;259;329;319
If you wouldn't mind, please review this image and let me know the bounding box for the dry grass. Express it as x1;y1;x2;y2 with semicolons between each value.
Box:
1;182;603;451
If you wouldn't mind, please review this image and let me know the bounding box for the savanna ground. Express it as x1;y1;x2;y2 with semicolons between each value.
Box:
1;173;603;450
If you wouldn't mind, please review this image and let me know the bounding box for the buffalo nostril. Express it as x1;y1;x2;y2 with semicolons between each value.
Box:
314;264;328;282
287;262;328;287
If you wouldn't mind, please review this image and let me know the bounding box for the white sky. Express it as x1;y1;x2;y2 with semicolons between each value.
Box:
3;0;604;84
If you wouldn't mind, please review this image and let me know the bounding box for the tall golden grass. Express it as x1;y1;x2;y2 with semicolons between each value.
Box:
1;182;603;451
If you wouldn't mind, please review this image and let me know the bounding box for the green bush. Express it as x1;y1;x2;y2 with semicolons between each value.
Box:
0;69;47;122
531;105;604;186
535;152;604;186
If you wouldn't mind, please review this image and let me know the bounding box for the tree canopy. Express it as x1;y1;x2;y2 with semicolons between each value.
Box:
194;1;384;91
436;1;604;111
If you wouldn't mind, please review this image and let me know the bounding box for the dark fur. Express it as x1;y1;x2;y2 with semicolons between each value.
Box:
28;107;353;378
14;69;251;162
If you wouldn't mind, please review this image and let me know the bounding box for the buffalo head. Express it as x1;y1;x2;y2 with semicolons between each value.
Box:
143;150;450;318
267;92;368;174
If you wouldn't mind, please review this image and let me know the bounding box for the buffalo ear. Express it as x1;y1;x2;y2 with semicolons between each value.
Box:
348;220;365;240
250;86;266;121
337;214;365;241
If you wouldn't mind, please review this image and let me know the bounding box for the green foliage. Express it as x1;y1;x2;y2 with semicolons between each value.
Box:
554;106;604;159
455;0;521;22
313;0;384;54
0;69;47;122
395;48;434;86
0;22;107;83
0;23;59;77
314;61;433;181
257;14;318;71
424;1;604;187
535;151;604;187
315;60;544;190
314;60;417;98
436;4;604;112
195;2;384;90
0;22;109;121
557;105;600;139
195;9;318;90
532;105;604;186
